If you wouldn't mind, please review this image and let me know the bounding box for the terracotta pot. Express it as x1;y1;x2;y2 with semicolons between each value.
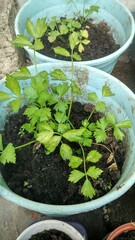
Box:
104;222;135;240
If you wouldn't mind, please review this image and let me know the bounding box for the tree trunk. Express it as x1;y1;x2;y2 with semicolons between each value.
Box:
0;0;25;79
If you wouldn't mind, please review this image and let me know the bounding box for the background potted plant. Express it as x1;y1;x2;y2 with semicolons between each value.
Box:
103;222;135;240
14;0;135;73
16;219;86;240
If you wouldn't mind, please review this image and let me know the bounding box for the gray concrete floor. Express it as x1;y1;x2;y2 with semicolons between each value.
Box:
0;51;135;240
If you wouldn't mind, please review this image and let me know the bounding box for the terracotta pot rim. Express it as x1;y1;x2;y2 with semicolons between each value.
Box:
105;222;135;240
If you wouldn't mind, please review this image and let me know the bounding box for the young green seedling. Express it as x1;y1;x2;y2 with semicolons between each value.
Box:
12;18;47;73
0;12;132;199
0;67;132;199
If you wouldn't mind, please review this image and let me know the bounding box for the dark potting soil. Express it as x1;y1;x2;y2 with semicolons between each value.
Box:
1;102;126;205
29;229;72;240
115;230;135;240
38;19;119;61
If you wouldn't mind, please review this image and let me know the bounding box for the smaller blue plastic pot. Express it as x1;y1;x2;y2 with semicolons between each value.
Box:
14;0;135;73
16;220;86;240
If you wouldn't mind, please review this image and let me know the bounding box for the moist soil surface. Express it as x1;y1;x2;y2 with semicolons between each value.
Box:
115;230;135;240
29;229;72;240
39;19;119;61
1;102;126;205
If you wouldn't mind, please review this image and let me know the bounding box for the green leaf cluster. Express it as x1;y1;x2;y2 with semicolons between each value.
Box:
0;4;132;200
12;18;47;51
0;68;132;199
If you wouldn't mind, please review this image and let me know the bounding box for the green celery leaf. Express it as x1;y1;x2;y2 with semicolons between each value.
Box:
78;43;84;53
45;135;61;154
60;143;72;160
0;143;16;164
37;122;56;132
85;5;99;15
5;75;21;97
106;112;116;125
69;32;79;50
47;94;58;105
113;126;125;140
26;18;36;38
94;129;107;143
82;138;92;147
50;69;68;81
86;150;102;163
88;92;98;102
39;108;51;121
35;18;47;38
48;17;57;30
54;101;68;112
9;98;21;112
71;81;82;94
71;19;81;29
116;120;132;129
0;134;3;151
11;67;31;80
33;39;44;51
59;24;69;35
82;119;89;128
88;123;96;131
48;30;59;43
83;129;92;138
0;92;12;102
23;86;38;100
54;46;70;57
63;128;85;142
96;117;108;130
37;92;52;106
54;112;67;123
81;39;90;45
87;166;103;179
73;52;82;61
68;170;85;183
57;123;71;134
68;155;83;169
102;84;115;97
36;129;54;145
55;83;70;97
31;71;49;93
22;123;35;133
24;105;39;119
95;101;106;113
12;35;33;48
81;179;95;199
80;29;89;38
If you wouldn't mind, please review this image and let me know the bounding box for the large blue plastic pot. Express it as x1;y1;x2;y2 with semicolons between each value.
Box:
14;0;135;73
0;63;135;216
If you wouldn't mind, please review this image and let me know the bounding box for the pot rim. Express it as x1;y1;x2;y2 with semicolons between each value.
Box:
104;222;135;240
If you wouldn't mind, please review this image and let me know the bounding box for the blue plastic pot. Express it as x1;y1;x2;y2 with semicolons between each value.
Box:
0;63;135;216
14;0;135;73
